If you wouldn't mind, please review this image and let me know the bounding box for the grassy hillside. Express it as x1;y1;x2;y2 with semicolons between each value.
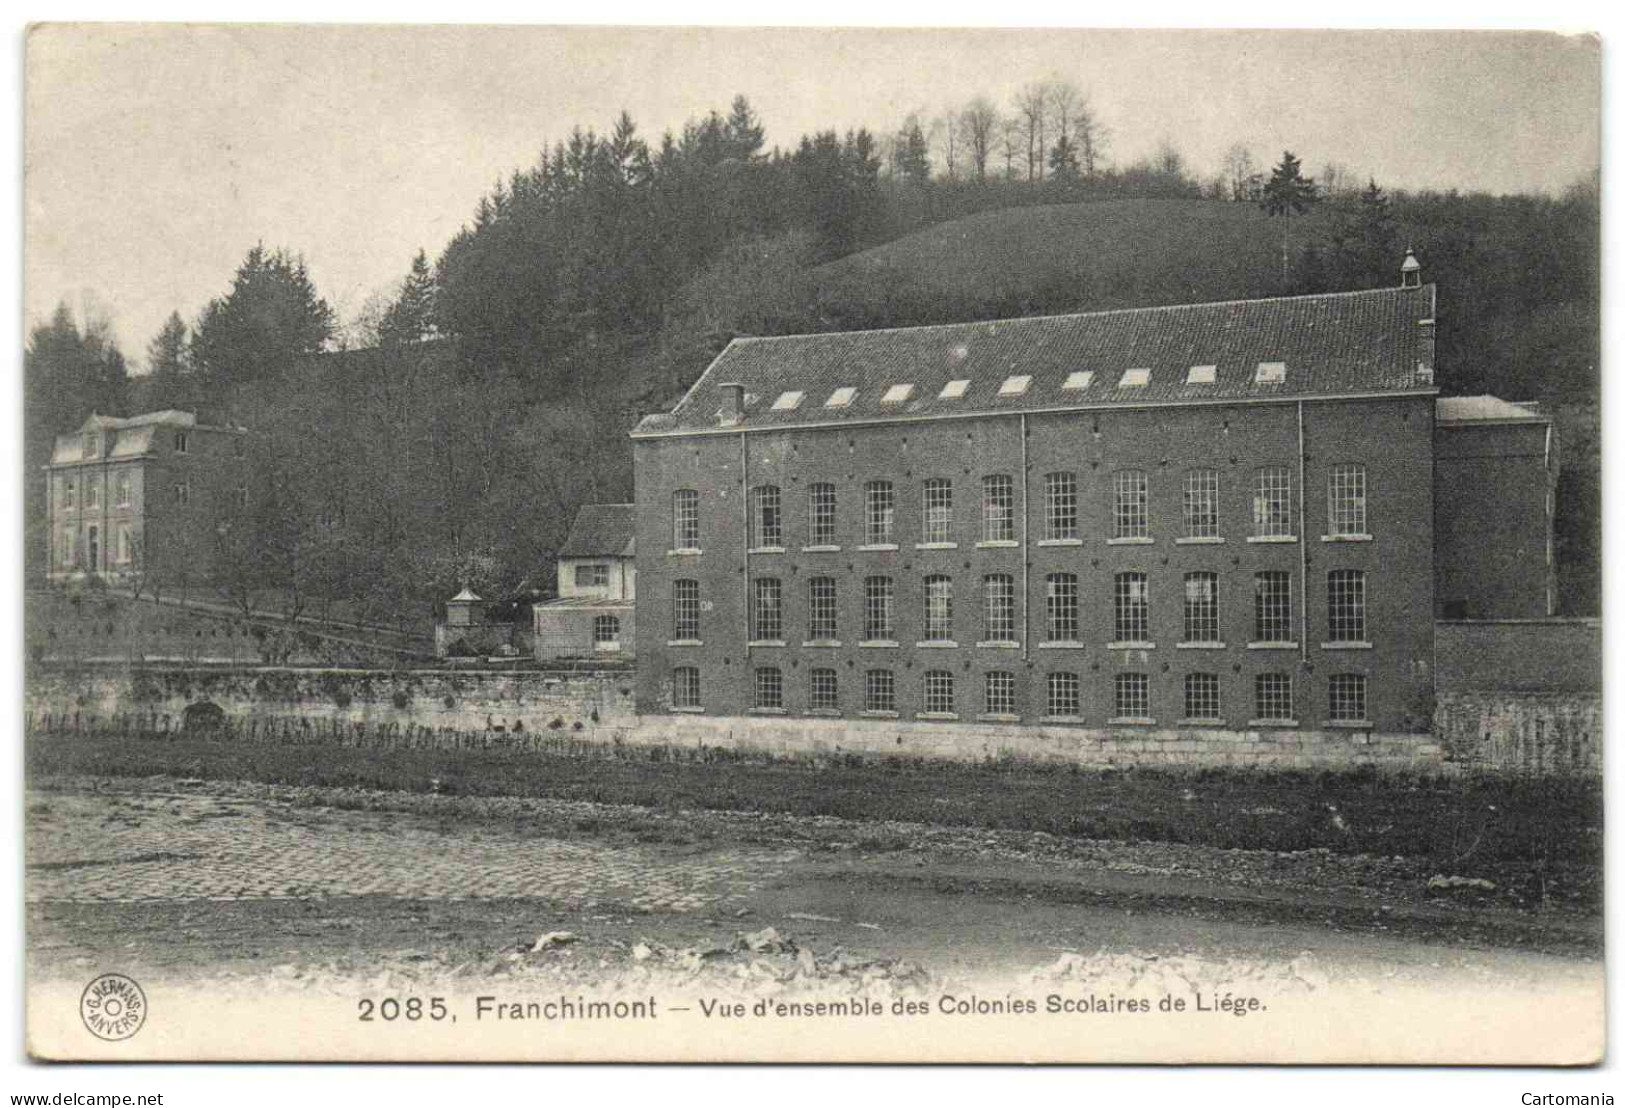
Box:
811;199;1333;328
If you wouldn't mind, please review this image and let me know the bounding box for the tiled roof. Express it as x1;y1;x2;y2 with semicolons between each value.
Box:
1436;396;1547;424
532;596;635;611
558;503;636;558
635;284;1437;437
49;410;218;465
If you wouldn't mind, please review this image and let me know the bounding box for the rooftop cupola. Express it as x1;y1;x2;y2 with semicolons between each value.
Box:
446;586;485;628
1400;248;1422;289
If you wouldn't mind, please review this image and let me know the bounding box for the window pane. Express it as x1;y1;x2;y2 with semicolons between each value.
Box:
923;479;954;543
672;667;701;709
864;576;893;640
1327;569;1367;642
809;577;838;640
810;668;839;712
1252;467;1293;537
865;481;894;544
1114;572;1149;642
1184;673;1221;720
1254;673;1293;720
1329;674;1368;722
1254;571;1293;642
673;489;700;549
752;578;783;640
673;579;700;639
1047;671;1081;717
1045;471;1078;540
924;575;954;641
1114;673;1150;718
1113;470;1148;539
983;574;1015;641
1046;573;1079;641
865;669;895;712
755;667;783;710
1184;469;1219;538
809;483;837;545
984;671;1016;715
1183;572;1220;643
923;670;955;714
751;485;783;547
1328;464;1367;536
981;474;1014;542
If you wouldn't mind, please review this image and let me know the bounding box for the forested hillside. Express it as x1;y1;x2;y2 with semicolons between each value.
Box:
26;94;1600;622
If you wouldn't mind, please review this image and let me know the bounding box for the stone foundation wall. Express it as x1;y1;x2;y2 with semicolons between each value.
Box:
26;663;636;735
28;662;1598;777
1435;692;1602;775
620;713;1444;771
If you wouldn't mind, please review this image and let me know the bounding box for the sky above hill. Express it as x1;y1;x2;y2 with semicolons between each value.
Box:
25;24;1599;369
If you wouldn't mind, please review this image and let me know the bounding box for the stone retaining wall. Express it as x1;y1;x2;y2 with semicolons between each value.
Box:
26;663;636;736
27;662;1598;776
622;713;1445;771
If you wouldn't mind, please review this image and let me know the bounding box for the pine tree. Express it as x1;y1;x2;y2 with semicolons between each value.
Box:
378;250;437;347
1261;151;1318;217
190;244;335;389
147;311;190;376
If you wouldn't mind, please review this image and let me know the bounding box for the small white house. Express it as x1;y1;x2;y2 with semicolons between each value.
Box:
532;504;636;659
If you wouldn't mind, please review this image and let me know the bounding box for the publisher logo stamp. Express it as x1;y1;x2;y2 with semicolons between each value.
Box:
80;974;147;1041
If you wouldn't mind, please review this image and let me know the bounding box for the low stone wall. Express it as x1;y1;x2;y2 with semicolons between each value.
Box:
26;663;637;736
621;713;1444;771
29;661;1597;777
1435;692;1602;775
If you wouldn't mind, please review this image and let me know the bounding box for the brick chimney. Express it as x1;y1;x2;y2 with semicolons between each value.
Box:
718;382;746;427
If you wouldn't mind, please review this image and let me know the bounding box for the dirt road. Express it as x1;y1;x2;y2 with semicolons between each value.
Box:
27;776;1600;990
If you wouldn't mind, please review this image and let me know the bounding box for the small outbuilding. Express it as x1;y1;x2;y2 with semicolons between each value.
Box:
532;503;636;660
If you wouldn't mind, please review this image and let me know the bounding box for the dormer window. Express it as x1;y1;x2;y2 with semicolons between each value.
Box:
1119;368;1151;388
82;433;97;458
1062;371;1093;391
939;380;969;399
998;375;1032;396
825;387;857;408
770;391;805;411
174;431;190;454
1186;365;1217;384
881;384;914;404
1255;362;1287;385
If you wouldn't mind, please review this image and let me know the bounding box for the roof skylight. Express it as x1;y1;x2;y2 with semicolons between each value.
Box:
1255;362;1287;384
1186;365;1217;384
1062;371;1093;390
999;375;1032;396
940;380;970;399
1119;368;1151;388
881;383;915;404
825;387;857;408
771;391;805;411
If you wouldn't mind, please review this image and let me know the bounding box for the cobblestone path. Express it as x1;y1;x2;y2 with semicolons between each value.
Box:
26;791;798;912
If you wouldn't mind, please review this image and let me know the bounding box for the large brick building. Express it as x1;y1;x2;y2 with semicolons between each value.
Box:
44;410;249;588
630;259;1547;738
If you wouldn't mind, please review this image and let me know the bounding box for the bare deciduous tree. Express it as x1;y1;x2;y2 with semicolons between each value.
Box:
1014;81;1050;182
958;97;999;183
998;116;1023;180
1223;144;1261;202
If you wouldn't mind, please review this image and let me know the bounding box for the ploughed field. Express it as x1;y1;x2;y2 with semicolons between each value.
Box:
25;723;1603;916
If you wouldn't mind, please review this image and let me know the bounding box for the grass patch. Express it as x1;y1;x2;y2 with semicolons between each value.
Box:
26;725;1601;907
